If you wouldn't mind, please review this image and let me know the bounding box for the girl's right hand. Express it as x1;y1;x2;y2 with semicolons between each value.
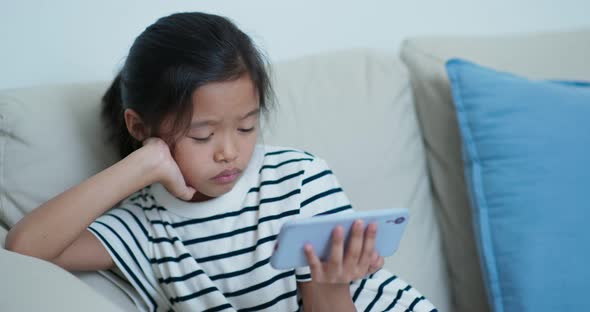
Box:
142;137;197;201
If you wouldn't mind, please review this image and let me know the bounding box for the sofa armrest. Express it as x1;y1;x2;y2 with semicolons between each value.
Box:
0;248;126;312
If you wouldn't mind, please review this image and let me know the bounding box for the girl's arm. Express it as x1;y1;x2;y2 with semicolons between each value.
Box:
4;138;195;271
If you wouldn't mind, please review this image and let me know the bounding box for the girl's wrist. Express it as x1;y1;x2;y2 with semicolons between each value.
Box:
312;282;355;311
313;282;349;291
125;145;166;187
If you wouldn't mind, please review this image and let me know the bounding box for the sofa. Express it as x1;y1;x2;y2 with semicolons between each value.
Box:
1;28;589;312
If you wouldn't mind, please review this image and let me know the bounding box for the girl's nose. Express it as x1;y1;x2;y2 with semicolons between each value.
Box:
214;139;238;163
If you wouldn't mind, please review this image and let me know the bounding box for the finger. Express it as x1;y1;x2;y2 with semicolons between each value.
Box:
329;225;345;265
344;220;364;267
304;244;323;279
179;186;197;201
142;137;156;146
368;254;385;275
145;136;167;144
358;223;378;269
369;251;382;266
174;172;197;200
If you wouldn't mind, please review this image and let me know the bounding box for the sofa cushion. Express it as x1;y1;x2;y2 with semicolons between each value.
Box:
447;58;590;312
0;248;126;311
0;82;119;227
401;29;590;312
0;83;136;309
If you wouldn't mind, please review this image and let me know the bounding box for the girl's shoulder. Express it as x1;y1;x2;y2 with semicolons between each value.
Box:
257;144;320;170
258;144;316;160
256;144;333;178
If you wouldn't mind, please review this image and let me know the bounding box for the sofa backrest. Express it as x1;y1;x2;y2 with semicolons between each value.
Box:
263;50;452;309
0;82;119;228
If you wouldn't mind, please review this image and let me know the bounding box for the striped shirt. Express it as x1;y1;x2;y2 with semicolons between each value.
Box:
88;145;437;312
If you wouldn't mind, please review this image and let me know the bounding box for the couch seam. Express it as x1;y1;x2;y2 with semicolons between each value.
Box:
0;109;5;228
401;39;448;65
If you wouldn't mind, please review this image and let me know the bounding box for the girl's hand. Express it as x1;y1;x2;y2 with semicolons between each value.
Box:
303;220;385;286
141;137;196;201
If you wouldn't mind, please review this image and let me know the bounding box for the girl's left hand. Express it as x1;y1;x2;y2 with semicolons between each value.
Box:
303;220;385;285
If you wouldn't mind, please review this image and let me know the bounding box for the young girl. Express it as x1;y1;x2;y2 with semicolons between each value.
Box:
5;12;437;312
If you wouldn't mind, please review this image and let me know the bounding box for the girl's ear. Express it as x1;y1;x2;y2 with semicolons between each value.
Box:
124;108;150;142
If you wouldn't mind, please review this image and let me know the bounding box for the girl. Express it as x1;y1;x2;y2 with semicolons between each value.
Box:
5;12;437;312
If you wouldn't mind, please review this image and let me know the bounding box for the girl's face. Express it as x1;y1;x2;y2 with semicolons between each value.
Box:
166;74;260;202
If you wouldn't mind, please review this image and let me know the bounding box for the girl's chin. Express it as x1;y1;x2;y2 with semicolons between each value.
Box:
188;183;235;202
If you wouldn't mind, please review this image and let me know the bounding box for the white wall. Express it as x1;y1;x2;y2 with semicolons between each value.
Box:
1;0;589;89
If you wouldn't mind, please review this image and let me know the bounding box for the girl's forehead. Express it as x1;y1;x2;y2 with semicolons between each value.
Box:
190;75;259;117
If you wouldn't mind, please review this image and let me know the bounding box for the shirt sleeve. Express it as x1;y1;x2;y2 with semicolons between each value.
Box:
295;156;354;282
87;194;171;311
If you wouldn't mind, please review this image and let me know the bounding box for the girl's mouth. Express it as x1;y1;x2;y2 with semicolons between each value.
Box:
211;168;241;184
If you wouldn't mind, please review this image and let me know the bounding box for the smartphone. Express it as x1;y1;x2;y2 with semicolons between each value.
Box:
270;208;409;269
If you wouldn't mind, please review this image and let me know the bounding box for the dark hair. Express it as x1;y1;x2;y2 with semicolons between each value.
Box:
102;12;273;158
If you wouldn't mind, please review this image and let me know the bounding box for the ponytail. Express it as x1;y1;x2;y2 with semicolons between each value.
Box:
101;73;141;158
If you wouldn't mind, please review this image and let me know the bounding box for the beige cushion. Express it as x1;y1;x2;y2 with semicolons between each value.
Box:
0;249;126;312
0;82;136;309
0;82;119;226
400;28;590;312
74;271;139;311
264;49;451;310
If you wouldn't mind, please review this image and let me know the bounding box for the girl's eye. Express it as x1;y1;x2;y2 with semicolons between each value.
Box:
191;134;212;142
238;127;255;133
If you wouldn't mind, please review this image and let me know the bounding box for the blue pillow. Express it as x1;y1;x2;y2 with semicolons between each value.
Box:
446;59;590;312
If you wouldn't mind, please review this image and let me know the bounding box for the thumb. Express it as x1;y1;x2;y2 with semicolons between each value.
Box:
368;253;384;274
142;137;158;146
179;186;197;201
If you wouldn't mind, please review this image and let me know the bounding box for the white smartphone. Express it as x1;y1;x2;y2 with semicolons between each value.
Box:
270;208;409;270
